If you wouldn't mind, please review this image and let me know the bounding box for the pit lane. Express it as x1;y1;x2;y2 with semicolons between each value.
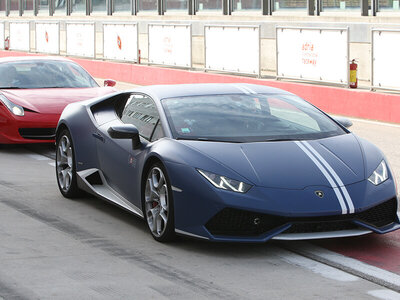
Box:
0;81;400;299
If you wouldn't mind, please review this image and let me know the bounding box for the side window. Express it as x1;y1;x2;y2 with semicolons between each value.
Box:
121;94;159;140
151;121;165;142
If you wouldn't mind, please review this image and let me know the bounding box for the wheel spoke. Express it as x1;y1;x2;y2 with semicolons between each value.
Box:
148;178;159;198
144;166;170;238
156;215;162;235
160;211;168;224
56;134;74;193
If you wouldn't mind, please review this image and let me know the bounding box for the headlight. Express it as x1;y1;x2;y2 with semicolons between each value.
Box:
198;169;252;193
0;94;24;116
368;160;388;186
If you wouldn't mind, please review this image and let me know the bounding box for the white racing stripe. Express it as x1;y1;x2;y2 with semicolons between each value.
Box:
302;141;355;214
230;84;257;94
295;141;348;214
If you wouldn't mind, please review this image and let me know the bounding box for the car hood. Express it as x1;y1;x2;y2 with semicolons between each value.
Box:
179;133;367;189
0;87;116;114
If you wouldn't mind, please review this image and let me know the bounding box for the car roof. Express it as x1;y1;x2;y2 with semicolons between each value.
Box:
133;83;294;100
0;56;74;64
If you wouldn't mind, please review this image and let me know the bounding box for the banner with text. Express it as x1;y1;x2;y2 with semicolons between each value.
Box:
35;22;59;54
277;27;348;85
372;29;400;91
10;22;30;51
148;24;191;68
0;23;4;49
205;25;260;76
103;23;138;62
66;23;95;58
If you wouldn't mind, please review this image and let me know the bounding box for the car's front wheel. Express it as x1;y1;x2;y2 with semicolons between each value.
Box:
143;163;175;242
56;130;82;198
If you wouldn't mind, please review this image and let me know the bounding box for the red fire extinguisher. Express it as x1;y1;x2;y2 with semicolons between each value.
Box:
349;59;358;88
4;36;9;50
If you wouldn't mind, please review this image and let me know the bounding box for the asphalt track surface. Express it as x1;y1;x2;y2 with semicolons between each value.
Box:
0;81;400;299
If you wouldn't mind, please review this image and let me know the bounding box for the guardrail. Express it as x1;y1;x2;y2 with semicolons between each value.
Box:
276;26;349;87
371;28;400;92
66;22;95;58
103;22;138;63
0;22;4;49
3;20;400;92
9;21;30;52
35;21;60;55
148;23;192;68
205;25;260;77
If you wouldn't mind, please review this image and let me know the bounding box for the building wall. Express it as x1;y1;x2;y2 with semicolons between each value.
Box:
1;14;400;86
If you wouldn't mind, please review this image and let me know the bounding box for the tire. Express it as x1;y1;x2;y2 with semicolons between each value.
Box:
143;162;176;242
55;129;82;198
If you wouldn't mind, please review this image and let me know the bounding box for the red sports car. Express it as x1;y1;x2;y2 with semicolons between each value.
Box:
0;56;116;144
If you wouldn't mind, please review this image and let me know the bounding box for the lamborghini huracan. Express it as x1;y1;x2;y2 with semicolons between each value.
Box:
55;83;400;242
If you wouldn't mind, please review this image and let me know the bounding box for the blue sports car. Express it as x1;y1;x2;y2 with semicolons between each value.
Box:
55;83;400;242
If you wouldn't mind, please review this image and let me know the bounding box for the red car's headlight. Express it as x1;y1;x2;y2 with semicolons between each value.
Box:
0;94;24;116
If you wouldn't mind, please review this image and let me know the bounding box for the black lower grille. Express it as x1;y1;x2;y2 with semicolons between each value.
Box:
356;197;398;227
205;198;398;237
19;128;56;140
284;220;358;234
205;208;286;236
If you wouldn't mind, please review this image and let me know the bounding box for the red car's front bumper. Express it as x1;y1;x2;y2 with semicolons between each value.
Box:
0;106;60;144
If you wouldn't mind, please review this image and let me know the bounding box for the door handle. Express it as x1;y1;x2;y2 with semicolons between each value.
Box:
92;132;104;142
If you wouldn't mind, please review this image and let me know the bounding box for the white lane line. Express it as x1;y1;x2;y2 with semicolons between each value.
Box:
27;154;51;161
287;242;400;291
368;290;400;300
276;248;358;282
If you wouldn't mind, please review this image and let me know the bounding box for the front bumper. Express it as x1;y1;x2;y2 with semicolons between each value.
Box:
166;162;400;242
0;107;59;144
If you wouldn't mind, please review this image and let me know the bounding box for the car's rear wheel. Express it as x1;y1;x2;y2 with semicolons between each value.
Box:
56;130;82;198
143;163;175;242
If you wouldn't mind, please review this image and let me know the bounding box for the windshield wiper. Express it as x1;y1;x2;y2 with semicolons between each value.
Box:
177;137;240;143
0;86;24;89
264;138;296;142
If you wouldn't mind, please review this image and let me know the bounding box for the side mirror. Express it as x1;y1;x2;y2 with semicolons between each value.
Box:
334;117;353;129
104;79;117;87
107;125;141;150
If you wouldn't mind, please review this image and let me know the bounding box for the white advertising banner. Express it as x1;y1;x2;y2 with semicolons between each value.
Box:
0;23;4;49
205;25;260;75
372;29;400;91
66;22;95;58
35;22;60;54
148;24;191;68
276;27;349;85
9;22;30;51
103;23;138;62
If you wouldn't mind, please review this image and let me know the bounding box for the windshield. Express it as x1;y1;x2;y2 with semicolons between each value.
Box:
162;94;346;143
0;60;99;89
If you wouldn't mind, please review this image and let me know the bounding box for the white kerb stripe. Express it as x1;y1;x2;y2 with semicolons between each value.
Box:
295;141;347;214
302;141;355;214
